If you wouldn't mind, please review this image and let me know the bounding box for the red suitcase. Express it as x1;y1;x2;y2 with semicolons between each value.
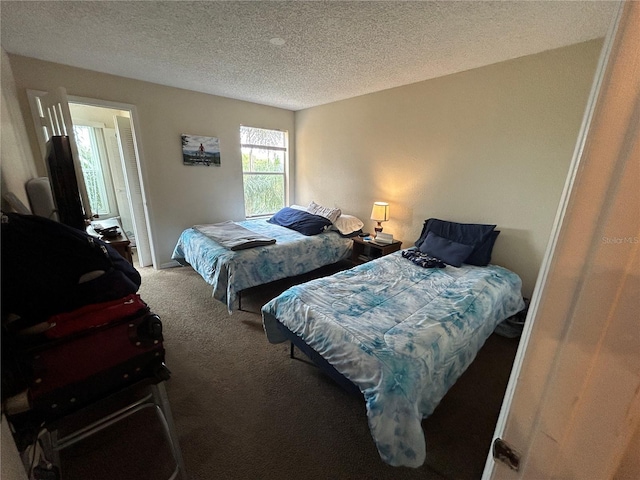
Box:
4;294;169;431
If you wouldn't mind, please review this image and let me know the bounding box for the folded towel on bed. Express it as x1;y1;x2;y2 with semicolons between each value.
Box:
194;221;276;250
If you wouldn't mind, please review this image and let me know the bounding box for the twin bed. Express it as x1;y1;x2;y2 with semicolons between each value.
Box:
262;253;523;467
173;211;524;468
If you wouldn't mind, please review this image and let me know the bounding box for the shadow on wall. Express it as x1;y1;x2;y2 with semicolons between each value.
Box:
492;228;539;298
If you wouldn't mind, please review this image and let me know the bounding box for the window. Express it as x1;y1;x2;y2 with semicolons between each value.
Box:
240;126;288;217
72;124;117;217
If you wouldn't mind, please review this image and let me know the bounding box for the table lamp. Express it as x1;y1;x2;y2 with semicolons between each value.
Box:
370;202;390;237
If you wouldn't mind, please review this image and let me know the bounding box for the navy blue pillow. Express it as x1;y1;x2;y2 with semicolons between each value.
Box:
466;230;500;266
419;231;475;267
415;218;496;264
267;207;332;236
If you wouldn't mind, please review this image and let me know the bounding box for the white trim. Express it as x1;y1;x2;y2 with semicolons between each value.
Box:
26;89;49;163
160;260;183;269
71;119;106;129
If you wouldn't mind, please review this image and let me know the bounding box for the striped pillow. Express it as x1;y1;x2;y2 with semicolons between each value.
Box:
307;201;341;223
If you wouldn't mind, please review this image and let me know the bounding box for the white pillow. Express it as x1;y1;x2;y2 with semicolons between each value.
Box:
307;201;341;223
333;214;364;235
289;204;308;211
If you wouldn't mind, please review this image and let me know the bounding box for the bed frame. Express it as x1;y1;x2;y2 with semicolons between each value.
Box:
273;316;361;397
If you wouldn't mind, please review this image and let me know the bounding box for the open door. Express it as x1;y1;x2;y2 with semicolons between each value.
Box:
28;92;157;268
114;115;152;267
28;87;92;220
485;2;639;478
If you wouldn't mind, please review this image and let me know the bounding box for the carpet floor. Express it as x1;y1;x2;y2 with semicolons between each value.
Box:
59;261;519;480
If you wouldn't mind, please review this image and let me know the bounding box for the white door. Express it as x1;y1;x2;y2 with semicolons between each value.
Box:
114;115;153;267
29;87;92;220
484;2;640;478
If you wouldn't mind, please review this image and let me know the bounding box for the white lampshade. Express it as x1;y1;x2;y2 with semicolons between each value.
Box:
370;202;390;222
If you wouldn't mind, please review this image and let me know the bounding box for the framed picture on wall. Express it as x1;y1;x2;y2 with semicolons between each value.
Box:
181;134;221;166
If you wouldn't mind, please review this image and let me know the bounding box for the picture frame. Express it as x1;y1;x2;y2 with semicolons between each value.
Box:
181;134;221;166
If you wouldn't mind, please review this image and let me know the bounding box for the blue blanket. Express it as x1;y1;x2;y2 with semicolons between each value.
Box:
262;252;524;467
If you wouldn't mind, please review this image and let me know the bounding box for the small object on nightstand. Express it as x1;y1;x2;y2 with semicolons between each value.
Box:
351;236;402;264
87;219;133;265
374;232;393;244
358;232;370;237
97;226;120;238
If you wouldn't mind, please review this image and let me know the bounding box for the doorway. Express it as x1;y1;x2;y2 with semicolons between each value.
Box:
26;91;155;267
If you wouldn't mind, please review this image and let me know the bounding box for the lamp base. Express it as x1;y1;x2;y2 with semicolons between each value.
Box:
374;222;383;237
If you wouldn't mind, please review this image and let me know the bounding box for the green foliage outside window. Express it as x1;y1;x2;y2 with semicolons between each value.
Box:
243;174;284;216
73;125;110;215
241;126;287;217
241;152;283;172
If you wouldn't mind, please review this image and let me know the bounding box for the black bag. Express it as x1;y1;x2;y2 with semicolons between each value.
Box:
1;213;141;323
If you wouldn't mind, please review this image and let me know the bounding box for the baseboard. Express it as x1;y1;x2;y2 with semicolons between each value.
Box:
159;260;182;269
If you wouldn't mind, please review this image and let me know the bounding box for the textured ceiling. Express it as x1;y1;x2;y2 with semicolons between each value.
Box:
1;1;616;111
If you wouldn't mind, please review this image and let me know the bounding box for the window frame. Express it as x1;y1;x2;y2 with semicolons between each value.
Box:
240;126;289;218
72;122;118;218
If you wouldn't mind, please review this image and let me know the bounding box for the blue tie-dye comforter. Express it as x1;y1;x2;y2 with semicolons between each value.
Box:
262;252;524;467
171;219;352;312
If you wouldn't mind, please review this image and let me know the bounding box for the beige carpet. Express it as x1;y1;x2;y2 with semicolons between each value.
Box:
59;262;519;480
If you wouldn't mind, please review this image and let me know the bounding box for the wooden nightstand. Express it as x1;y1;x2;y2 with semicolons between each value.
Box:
87;219;134;265
351;236;402;264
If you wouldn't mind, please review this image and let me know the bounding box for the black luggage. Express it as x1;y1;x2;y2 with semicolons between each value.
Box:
0;213;184;480
1;212;141;323
0;212;167;448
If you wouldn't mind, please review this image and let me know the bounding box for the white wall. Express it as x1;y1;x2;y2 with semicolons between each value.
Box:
7;55;295;267
295;40;603;297
0;48;38;211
